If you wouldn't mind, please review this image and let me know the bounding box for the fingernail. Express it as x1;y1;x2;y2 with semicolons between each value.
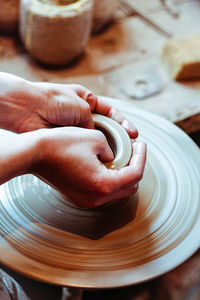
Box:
122;119;132;130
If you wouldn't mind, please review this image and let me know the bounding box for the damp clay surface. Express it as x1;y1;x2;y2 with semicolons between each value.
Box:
0;102;200;289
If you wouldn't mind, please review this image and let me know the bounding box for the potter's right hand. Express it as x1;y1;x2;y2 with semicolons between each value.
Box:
30;127;146;208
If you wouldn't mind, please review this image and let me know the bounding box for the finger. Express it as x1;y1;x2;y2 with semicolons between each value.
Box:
76;97;94;129
107;107;138;139
107;182;139;201
106;141;147;190
80;114;94;129
91;96;138;139
75;85;138;139
96;133;114;163
74;85;98;111
88;94;111;115
130;141;147;172
92;183;139;207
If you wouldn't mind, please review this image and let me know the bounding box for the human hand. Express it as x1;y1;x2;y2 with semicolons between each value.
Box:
0;73;138;139
30;127;146;208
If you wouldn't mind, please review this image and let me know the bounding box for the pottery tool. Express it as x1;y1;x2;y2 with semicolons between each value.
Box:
0;99;200;300
120;71;163;99
119;0;173;38
19;0;93;66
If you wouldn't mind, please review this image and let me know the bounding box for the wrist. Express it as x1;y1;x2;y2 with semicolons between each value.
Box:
0;73;44;133
21;129;48;175
26;128;56;174
0;130;43;183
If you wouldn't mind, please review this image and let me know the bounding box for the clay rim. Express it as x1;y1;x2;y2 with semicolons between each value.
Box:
92;114;132;170
41;0;79;5
34;0;91;10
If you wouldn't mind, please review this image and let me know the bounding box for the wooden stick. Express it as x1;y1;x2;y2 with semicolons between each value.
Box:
120;0;173;38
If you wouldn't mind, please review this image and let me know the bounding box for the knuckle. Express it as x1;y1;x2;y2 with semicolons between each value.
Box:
94;129;105;141
85;199;99;209
130;184;138;194
81;101;91;113
93;130;108;147
72;84;84;90
94;177;113;196
89;129;106;144
98;184;111;195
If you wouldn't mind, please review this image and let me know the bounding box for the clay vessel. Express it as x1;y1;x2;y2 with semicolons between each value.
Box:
19;0;93;66
92;0;119;33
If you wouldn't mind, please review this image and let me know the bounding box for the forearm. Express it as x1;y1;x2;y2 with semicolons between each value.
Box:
0;131;39;184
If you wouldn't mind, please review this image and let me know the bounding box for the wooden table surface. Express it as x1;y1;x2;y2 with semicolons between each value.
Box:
0;1;200;299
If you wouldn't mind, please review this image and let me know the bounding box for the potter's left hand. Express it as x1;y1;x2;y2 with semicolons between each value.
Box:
30;127;146;208
0;127;146;207
0;72;138;138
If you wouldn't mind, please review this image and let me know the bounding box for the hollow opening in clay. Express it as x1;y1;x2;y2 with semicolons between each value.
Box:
95;124;117;158
40;0;80;5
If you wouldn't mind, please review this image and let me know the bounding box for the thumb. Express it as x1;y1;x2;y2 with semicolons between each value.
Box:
97;140;114;164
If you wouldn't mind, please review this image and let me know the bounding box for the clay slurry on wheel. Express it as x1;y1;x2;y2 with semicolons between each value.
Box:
0;103;200;289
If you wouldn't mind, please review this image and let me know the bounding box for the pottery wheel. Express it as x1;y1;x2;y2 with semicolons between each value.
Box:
0;97;200;289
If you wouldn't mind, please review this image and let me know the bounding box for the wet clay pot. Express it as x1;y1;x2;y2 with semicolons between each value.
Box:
19;0;93;66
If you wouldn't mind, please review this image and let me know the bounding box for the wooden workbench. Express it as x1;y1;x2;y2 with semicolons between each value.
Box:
0;1;200;299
